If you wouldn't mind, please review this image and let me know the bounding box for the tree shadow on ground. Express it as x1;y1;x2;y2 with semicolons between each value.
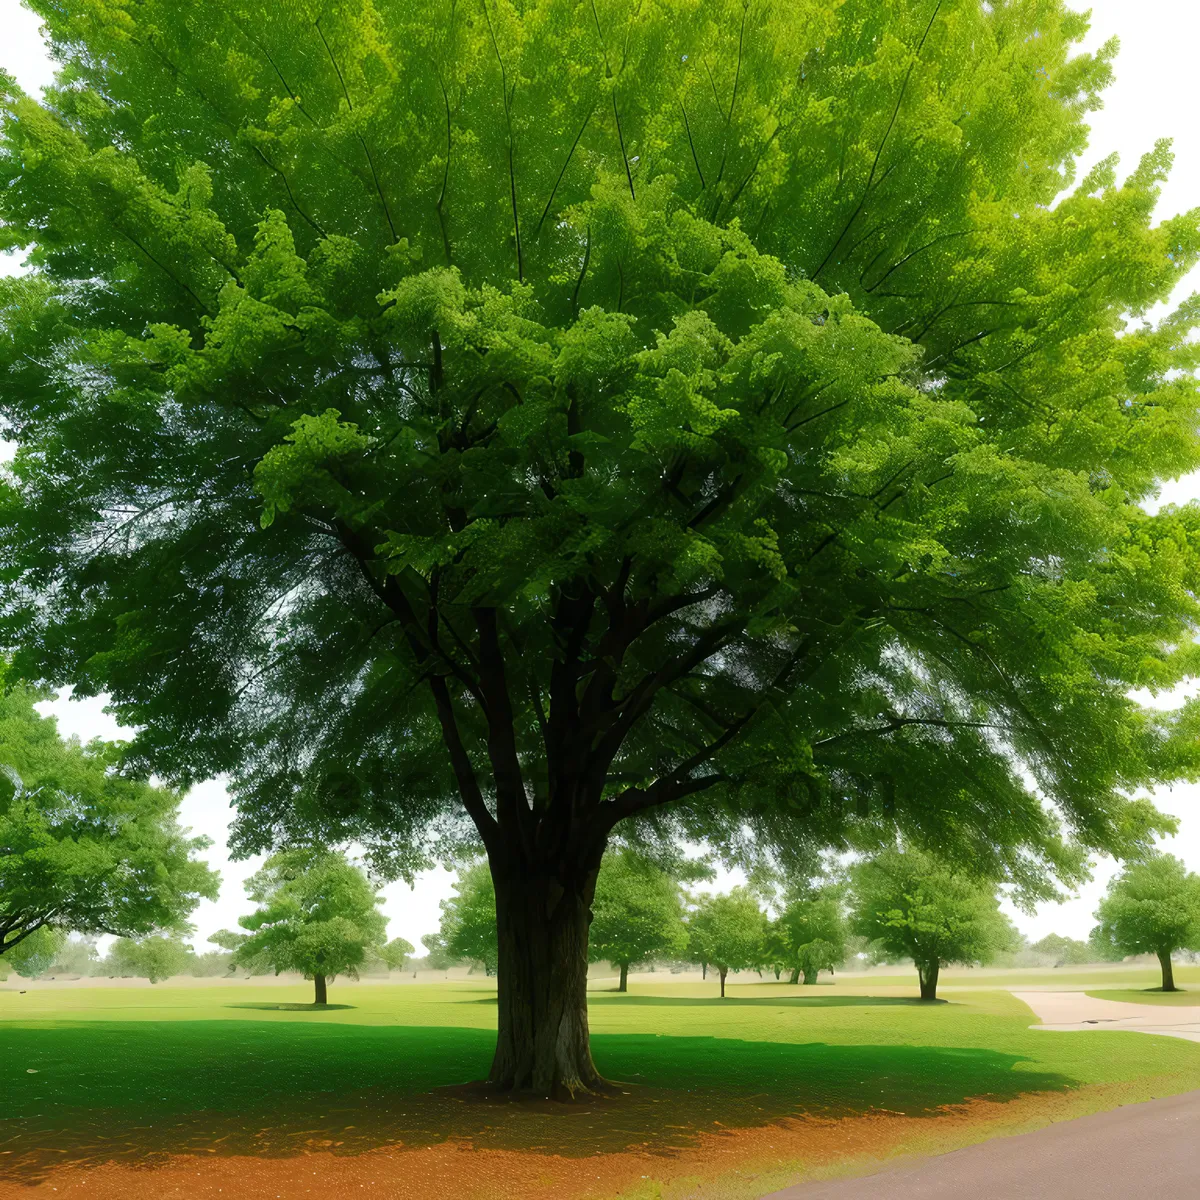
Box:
226;1003;356;1012
0;1021;1074;1182
587;994;934;1008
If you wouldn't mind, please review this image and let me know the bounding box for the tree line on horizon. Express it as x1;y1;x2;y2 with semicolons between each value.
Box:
5;674;1200;1002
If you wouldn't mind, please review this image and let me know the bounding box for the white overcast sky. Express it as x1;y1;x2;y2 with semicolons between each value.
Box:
2;0;1200;950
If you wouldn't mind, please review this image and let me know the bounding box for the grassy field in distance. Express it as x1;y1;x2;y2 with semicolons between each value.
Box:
3;965;1200;1199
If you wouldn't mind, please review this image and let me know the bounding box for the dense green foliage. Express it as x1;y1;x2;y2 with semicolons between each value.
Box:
217;848;388;1002
588;849;688;989
1;0;1196;903
1092;853;1200;990
687;888;767;996
0;678;218;959
771;886;848;984
851;848;1017;999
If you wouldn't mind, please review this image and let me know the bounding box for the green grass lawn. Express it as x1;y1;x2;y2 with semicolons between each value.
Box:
1085;988;1200;1006
3;976;1199;1193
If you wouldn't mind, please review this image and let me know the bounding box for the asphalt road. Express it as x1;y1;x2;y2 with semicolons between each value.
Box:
764;1088;1200;1199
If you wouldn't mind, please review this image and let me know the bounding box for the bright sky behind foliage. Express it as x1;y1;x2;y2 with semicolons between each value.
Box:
2;0;1200;952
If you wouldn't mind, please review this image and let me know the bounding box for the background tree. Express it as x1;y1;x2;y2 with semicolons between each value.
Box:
775;886;848;985
217;849;387;1004
1029;933;1095;968
437;861;500;976
1091;854;1200;991
380;937;416;973
0;677;218;961
419;932;457;975
588;849;688;991
48;934;99;978
105;934;195;983
3;0;1200;1095
851;849;1018;1000
689;890;766;998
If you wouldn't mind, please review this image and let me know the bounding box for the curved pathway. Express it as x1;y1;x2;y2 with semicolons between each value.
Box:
765;990;1200;1198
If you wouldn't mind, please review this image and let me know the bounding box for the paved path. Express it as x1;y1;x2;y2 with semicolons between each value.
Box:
1012;989;1200;1042
764;991;1200;1199
763;1088;1200;1198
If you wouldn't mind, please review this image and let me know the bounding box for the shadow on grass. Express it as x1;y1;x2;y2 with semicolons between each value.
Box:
226;1003;356;1012
0;1021;1073;1182
588;994;934;1009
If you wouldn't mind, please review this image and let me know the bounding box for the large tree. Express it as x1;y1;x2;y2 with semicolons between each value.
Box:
1091;853;1200;991
588;848;688;991
850;847;1018;1000
2;0;1200;1094
0;677;218;959
216;847;388;1003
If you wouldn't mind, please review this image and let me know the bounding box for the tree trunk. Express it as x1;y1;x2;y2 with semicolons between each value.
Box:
314;973;328;1005
774;966;781;980
917;960;939;1001
803;967;818;985
618;963;628;992
719;966;728;997
1158;949;1177;992
488;863;607;1098
789;966;801;985
701;962;707;980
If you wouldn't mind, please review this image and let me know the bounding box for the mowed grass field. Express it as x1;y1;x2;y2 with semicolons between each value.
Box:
2;967;1199;1200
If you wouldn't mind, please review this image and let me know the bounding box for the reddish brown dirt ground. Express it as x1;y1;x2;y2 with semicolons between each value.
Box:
0;1086;1126;1200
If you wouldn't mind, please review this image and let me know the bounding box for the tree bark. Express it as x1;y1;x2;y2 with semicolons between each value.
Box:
618;962;628;992
1158;948;1177;992
719;966;728;998
789;966;801;985
803;967;818;985
314;973;328;1005
917;960;940;1001
488;861;608;1098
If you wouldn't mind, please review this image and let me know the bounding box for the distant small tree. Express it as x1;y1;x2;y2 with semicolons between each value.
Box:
851;849;1018;1000
187;949;235;978
588;851;688;992
419;933;456;974
689;889;767;998
437;862;499;976
1091;854;1200;991
216;848;387;1004
50;935;100;978
1030;933;1094;967
106;935;195;983
380;937;415;972
775;887;848;985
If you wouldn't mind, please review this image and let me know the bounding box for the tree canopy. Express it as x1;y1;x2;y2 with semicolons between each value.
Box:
1091;853;1200;991
106;934;195;983
0;676;218;960
588;848;688;990
3;0;1200;1093
217;848;388;1003
851;847;1017;999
